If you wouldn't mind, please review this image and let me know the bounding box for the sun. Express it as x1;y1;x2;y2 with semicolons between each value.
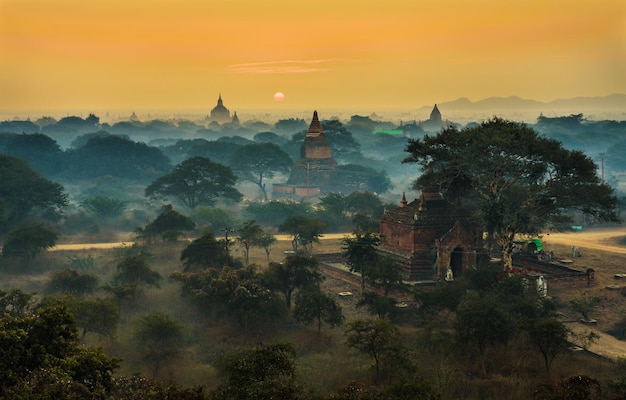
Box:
273;92;285;102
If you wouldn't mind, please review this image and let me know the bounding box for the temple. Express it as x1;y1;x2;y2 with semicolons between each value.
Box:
273;111;337;198
419;104;447;132
209;94;231;124
378;184;484;281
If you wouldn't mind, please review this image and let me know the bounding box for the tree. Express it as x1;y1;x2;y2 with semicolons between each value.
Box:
65;135;171;181
66;296;120;340
80;195;128;219
0;288;35;317
403;118;620;269
344;318;400;376
342;231;381;293
264;253;323;310
212;343;303;400
243;200;311;227
45;269;99;296
2;222;59;263
527;318;571;375
110;247;162;298
330;164;392;193
0;303;120;396
357;291;399;320
293;288;344;334
257;232;277;260
229;142;293;201
133;312;185;377
569;292;602;323
139;204;195;242
180;231;233;271
236;220;264;266
367;256;404;296
145;156;243;209
454;292;516;377
278;214;325;252
0;154;68;233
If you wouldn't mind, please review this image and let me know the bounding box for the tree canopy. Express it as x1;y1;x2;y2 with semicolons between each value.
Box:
229;142;293;201
404;117;621;268
0;154;68;233
145;156;243;209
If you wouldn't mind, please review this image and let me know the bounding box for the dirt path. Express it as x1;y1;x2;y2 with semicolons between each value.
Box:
540;226;626;255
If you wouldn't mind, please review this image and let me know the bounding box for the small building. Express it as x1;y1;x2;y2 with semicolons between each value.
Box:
273;111;337;198
378;187;484;281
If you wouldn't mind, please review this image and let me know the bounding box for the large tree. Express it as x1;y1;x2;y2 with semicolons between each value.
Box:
264;253;323;310
0;154;68;234
278;214;325;253
229;142;293;201
404;118;620;268
145;156;243;209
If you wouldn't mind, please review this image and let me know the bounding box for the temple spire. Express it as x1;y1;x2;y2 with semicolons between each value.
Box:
306;110;324;137
400;192;407;208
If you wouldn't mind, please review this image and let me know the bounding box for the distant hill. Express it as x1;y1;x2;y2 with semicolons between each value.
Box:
416;94;626;123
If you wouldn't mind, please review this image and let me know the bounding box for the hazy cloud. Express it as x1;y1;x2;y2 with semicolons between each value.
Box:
227;59;354;74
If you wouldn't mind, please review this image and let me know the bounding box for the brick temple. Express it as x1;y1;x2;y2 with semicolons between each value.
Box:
378;186;484;281
273;111;337;198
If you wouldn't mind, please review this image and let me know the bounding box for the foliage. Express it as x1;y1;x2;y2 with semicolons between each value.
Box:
45;269;99;296
569;292;602;322
329;164;391;194
454;292;516;376
0;288;35;317
133;312;185;376
65;253;96;272
242;200;311;227
356;291;399;320
293;288;344;334
0;154;68;233
139;204;195;242
171;266;286;329
236;220;264;266
366;256;404;296
263;253;323;309
145;156;243;209
2;221;59;262
109;247;162;299
62;296;120;340
533;375;602;400
228;142;293;201
191;205;238;233
404;117;621;268
180;231;236;272
80;195;128;219
0;303;120;397
64;135;171;181
257;232;277;260
278;214;325;252
527;318;572;374
342;231;381;293
211;343;303;400
344;318;401;376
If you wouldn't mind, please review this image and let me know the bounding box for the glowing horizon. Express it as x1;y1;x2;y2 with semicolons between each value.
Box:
1;0;624;116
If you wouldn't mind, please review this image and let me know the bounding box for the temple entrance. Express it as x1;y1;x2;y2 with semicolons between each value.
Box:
450;246;464;277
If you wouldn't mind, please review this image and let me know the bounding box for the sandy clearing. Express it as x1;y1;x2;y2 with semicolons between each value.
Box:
540;226;626;254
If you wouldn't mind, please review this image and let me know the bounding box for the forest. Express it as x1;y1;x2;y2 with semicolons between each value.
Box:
1;111;626;399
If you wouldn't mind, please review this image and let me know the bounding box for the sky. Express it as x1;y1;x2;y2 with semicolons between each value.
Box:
1;0;625;116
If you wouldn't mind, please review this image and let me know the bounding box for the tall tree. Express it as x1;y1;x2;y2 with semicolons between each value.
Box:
264;254;323;310
145;156;243;209
293;288;344;334
229;142;293;201
344;318;400;377
278;215;325;252
342;231;381;293
404;118;620;268
236;220;264;266
0;154;68;233
133;312;185;377
2;222;59;264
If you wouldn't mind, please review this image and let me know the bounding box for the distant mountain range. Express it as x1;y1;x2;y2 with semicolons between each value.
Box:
416;93;626;122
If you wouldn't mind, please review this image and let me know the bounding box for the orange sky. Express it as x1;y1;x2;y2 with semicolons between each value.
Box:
1;0;625;116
